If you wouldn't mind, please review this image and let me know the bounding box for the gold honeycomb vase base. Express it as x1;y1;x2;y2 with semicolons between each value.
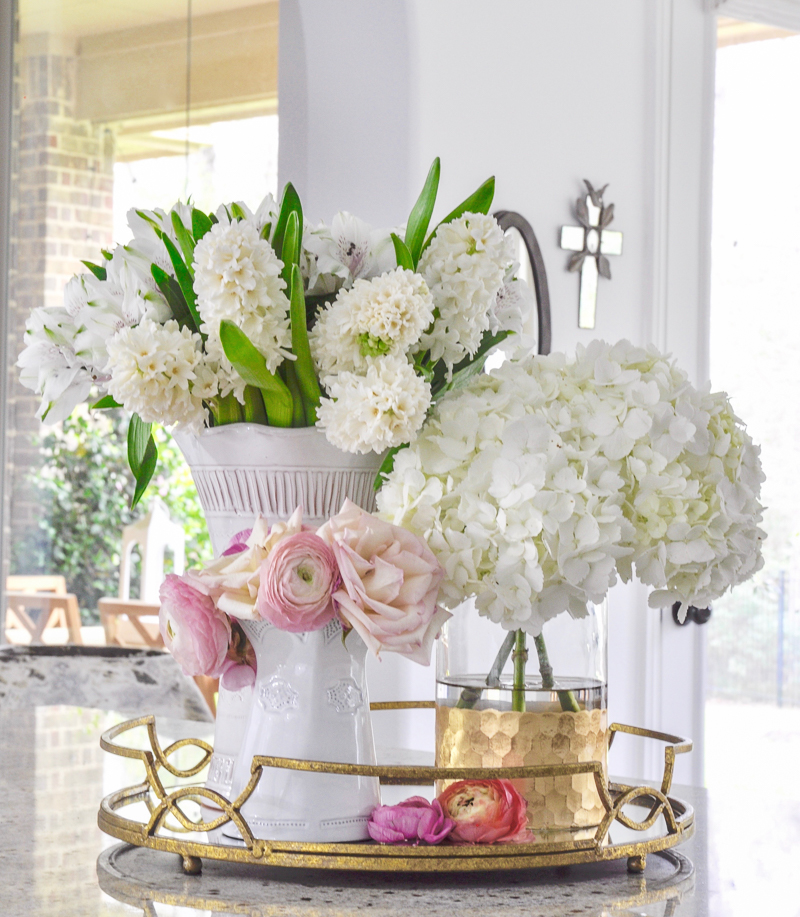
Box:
436;705;608;830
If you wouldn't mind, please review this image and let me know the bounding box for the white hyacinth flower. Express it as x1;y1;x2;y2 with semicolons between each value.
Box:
105;318;217;432
317;354;431;454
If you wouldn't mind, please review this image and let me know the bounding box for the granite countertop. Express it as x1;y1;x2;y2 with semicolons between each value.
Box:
0;704;714;917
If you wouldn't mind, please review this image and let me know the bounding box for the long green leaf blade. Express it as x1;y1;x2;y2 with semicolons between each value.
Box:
151;264;199;334
191;208;213;241
81;260;106;281
127;414;153;478
219;320;293;427
405;157;440;267
162;235;202;330
391;233;414;271
289;264;322;422
423;176;495;254
131;436;157;509
272;182;303;262
171;211;196;268
91;395;122;410
280;210;300;289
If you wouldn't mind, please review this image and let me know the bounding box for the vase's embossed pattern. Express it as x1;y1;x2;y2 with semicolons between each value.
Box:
322;618;343;644
436;706;608;830
258;677;299;712
326;678;364;714
207;753;235;788
191;467;378;522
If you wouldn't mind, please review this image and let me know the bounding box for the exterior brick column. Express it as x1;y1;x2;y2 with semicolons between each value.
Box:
7;34;114;566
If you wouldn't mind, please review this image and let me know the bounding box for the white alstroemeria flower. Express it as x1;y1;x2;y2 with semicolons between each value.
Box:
17;307;96;422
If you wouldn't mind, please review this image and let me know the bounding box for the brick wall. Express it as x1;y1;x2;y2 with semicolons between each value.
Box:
7;37;114;561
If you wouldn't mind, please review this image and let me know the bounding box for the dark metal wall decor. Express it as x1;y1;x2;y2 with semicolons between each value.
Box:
559;181;623;329
494;210;552;355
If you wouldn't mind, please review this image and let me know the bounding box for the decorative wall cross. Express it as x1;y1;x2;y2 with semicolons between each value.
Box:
560;180;623;329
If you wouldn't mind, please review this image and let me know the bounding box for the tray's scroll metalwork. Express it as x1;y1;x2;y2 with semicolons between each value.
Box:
98;703;694;873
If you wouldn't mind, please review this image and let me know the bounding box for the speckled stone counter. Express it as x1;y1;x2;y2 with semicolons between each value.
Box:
0;705;712;917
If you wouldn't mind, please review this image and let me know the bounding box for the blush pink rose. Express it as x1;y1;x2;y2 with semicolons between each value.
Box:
159;574;231;678
256;531;338;632
437;780;533;845
368;797;454;845
318;499;450;665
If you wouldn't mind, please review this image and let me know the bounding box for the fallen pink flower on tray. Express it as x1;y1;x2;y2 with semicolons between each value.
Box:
438;779;533;845
367;796;454;845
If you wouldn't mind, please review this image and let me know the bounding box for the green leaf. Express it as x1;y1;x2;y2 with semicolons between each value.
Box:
101;249;113;261
373;445;406;491
289;264;322;422
283;361;307;427
230;202;247;221
259;221;272;241
272;182;303;262
423;176;495;253
209;212;219;225
127;414;152;478
391;233;414;271
431;329;510;398
91;395;122;410
81;260;106;281
135;209;163;232
131;436;157;510
151;264;199;334
242;386;267;424
171;211;196;267
219;320;293;427
191;208;213;241
162;235;202;331
280;210;301;288
404;157;440;267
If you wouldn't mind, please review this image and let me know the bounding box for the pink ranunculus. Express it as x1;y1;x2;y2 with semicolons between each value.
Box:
367;797;454;845
318;499;450;665
438;780;534;845
256;531;338;632
219;621;257;690
159;574;231;678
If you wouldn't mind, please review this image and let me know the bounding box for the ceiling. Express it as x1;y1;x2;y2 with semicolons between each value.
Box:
19;0;274;39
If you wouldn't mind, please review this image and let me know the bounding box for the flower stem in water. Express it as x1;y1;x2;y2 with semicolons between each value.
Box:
534;632;580;712
511;630;528;712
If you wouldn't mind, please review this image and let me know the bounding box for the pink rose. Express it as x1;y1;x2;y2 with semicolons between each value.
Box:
256;531;338;632
437;780;533;845
318;499;450;665
368;797;454;845
159;574;231;678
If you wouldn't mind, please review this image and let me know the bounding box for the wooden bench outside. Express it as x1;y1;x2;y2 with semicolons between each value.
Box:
6;575;83;645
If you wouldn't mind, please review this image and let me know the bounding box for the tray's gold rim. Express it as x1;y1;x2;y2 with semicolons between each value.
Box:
97;710;694;872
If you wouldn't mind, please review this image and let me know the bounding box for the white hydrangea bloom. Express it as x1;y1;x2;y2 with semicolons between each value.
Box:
193;219;291;400
415;212;514;372
105;318;217;432
317;354;431;454
309;268;434;380
378;340;765;633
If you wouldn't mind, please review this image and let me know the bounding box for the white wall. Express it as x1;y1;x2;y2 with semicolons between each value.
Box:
279;0;716;783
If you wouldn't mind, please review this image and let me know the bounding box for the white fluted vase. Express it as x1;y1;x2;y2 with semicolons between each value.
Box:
173;424;384;841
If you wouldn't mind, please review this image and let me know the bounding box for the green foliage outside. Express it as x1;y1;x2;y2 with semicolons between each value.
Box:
12;407;212;624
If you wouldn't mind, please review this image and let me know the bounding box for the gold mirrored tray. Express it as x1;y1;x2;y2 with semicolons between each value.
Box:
98;703;693;874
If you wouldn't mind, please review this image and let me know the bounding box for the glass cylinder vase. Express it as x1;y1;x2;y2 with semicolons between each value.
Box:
435;599;608;835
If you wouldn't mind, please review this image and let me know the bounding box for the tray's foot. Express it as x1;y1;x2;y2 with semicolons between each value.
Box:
181;855;202;876
627;854;646;873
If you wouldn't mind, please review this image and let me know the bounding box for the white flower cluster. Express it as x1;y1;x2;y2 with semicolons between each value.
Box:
377;340;765;633
193;219;291;400
415;213;516;372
